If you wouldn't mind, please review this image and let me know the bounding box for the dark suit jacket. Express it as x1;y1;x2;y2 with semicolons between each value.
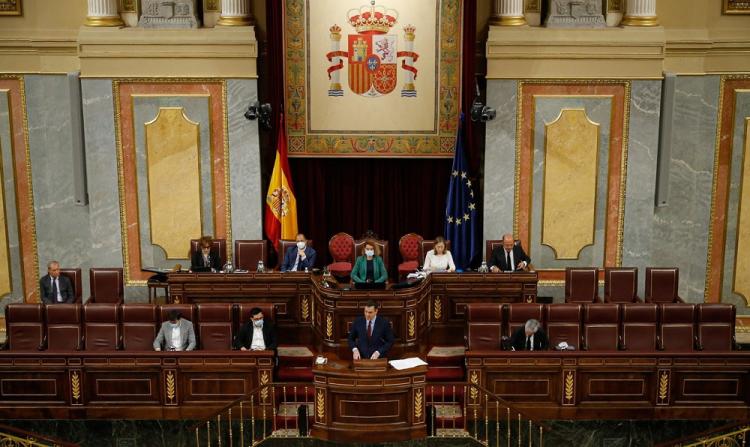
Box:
488;244;531;272
191;250;222;271
234;320;278;352
347;315;395;359
510;326;549;351
280;246;317;272
40;274;74;304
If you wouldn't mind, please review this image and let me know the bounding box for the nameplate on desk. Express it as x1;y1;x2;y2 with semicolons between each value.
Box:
353;358;387;372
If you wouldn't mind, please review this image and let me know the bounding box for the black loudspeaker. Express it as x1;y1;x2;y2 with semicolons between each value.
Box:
297;404;308;436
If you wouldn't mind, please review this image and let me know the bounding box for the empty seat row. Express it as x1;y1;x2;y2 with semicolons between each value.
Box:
3;302;274;352
466;302;735;352
565;267;683;303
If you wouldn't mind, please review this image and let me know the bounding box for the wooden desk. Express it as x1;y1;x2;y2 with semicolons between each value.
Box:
311;360;427;442
166;272;539;353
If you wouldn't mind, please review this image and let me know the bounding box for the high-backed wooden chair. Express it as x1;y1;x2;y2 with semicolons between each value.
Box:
355;238;389;274
696;303;735;351
83;303;120;351
659;303;695;352
545;304;582;350
45;304;82;351
645;267;683;303
466;303;503;350
5;303;44;351
60;268;83;303
397;233;423;279
621;303;658;351
234;240;268;271
121;304;158;351
419;239;451;266
582;303;620;351
189;238;227;266
565;267;599;303
327;232;355;278
197;303;234;350
603;267;639;303
89;268;124;304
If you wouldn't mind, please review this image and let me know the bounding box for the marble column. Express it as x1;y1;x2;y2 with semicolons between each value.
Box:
85;0;124;27
490;0;527;26
217;0;253;26
621;0;659;26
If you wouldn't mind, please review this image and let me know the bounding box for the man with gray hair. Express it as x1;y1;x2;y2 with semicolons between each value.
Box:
510;318;548;351
40;261;74;304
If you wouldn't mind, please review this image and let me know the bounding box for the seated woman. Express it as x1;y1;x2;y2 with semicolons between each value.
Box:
190;235;222;272
351;239;388;284
423;236;455;273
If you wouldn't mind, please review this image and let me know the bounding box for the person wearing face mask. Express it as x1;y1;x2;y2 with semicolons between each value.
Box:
153;310;196;351
234;307;277;353
351;239;388;285
190;235;222;272
280;233;317;272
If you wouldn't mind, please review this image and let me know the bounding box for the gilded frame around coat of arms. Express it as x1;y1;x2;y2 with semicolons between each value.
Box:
0;0;22;16
284;0;462;157
723;0;750;14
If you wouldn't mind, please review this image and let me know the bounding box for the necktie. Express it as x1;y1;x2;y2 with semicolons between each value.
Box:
295;255;301;271
204;255;209;267
52;278;59;302
506;251;511;271
367;320;373;339
526;336;531;351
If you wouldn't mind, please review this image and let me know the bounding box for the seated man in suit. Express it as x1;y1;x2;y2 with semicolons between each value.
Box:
281;233;317;272
234;307;278;353
510;319;548;351
40;260;74;304
191;235;222;272
489;233;531;272
153;310;197;351
348;300;395;360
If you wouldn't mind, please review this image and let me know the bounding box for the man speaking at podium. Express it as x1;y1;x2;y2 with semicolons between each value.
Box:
348;300;395;360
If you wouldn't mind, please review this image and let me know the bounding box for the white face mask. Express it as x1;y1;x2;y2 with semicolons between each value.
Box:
253;319;264;328
365;249;375;257
296;241;306;249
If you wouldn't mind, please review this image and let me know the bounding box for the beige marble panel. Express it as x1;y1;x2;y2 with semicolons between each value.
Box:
733;118;750;303
542;109;600;260
145;107;202;260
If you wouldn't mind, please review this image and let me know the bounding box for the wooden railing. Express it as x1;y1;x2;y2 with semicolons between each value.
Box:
0;423;78;447
190;380;548;446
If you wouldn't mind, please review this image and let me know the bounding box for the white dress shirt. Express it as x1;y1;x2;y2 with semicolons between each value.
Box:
171;325;182;351
251;325;266;350
424;250;456;272
51;277;63;302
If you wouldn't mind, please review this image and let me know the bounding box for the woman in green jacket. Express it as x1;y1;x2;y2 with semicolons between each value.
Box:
351;239;388;284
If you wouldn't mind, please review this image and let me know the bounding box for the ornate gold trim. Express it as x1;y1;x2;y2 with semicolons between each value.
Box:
301;296;310;321
316;388;325;420
0;75;40;302
325;313;333;339
70;370;82;404
165;370;176;404
563;370;574;405
433;296;442;321
705;75;728;300
414;388;423;420
514;80;631;269
113;78;232;286
490;15;527;26
216;16;254;26
85;16;125;27
656;370;669;405
620;16;659;27
525;0;541;13
469;370;479;404
724;0;750;14
407;311;416;339
259;369;270;403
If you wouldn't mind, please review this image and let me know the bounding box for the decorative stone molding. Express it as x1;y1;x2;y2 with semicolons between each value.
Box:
85;0;124;27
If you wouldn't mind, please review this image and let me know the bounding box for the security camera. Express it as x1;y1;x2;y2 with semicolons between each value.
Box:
244;101;273;130
470;99;496;122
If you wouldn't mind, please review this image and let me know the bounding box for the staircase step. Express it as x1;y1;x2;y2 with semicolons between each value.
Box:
435;428;471;437
426;346;466;366
276;367;313;381
274;403;314;429
277;345;315;367
427;366;465;381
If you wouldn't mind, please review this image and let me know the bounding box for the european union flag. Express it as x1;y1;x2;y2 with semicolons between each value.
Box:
445;115;478;270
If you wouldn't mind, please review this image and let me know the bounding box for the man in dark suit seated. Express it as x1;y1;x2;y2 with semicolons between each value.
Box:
510;319;548;351
280;233;317;272
234;307;278;353
348;300;395;360
40;260;74;304
489;233;531;272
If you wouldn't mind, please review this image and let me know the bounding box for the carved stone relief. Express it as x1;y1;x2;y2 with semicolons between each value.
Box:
138;0;200;28
545;0;606;27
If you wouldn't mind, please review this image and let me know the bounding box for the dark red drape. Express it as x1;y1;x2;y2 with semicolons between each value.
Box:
262;1;482;273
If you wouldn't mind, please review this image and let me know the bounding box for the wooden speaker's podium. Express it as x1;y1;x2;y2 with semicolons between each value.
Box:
311;358;427;443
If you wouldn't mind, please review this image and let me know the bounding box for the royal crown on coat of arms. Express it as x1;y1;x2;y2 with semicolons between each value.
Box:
326;1;418;98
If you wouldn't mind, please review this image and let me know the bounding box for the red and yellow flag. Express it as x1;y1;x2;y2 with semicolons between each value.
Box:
264;114;298;251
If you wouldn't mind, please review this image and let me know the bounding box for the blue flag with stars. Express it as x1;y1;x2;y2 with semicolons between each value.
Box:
445;115;478;270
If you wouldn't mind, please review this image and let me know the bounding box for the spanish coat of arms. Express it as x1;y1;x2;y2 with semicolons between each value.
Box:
326;1;419;98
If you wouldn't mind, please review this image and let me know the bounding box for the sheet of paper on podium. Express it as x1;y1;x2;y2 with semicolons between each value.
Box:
388;357;428;370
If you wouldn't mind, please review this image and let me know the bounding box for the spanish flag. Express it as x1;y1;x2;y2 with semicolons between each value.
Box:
264;114;297;251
